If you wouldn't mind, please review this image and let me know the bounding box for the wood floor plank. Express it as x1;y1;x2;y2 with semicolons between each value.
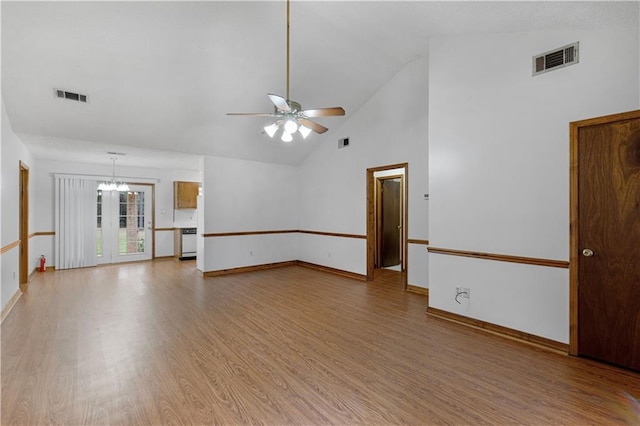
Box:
2;260;640;424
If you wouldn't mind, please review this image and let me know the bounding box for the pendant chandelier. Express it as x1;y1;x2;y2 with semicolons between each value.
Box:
98;158;130;192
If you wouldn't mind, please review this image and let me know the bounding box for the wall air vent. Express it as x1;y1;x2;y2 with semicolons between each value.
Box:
532;42;579;76
54;89;87;103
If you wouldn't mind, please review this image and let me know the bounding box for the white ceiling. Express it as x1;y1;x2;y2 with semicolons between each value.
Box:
2;1;638;169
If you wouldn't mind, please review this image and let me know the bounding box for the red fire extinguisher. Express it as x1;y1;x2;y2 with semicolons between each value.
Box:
39;255;46;272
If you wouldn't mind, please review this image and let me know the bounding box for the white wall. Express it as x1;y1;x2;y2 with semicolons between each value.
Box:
0;104;2;308
428;28;640;343
200;155;298;273
1;98;35;310
297;233;364;273
297;58;429;284
32;159;201;265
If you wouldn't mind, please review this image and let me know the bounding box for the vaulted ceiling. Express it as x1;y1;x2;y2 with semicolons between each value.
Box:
2;1;637;169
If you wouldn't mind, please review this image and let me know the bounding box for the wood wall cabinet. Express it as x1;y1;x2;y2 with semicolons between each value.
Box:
174;181;199;209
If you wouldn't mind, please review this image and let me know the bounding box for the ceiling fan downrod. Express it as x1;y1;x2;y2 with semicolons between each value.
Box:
286;0;291;102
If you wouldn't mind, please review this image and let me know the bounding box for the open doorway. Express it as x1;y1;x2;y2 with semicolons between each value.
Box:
366;163;408;287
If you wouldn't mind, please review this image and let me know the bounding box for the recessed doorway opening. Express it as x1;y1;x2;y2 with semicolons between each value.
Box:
366;163;408;288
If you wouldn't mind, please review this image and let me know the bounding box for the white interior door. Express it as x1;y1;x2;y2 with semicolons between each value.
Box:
97;184;152;264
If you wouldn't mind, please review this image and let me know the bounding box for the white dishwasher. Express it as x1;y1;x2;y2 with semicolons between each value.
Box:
180;228;197;260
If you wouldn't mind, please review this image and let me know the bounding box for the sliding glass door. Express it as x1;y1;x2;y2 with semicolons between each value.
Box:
97;184;152;264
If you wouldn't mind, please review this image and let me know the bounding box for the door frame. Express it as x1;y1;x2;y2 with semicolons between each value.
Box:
19;161;29;291
569;109;640;356
366;163;408;284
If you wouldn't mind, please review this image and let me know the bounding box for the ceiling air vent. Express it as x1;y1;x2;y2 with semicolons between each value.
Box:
532;42;579;76
54;89;87;103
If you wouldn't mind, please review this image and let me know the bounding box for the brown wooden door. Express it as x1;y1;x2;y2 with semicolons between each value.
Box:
573;110;640;371
380;179;401;267
19;162;29;291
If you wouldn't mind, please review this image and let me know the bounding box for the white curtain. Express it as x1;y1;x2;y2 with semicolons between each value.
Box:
55;177;97;269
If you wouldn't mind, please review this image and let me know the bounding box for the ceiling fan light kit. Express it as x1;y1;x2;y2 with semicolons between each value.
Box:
227;0;345;142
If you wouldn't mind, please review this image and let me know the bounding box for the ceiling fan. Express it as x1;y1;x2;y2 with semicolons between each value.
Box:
226;0;345;142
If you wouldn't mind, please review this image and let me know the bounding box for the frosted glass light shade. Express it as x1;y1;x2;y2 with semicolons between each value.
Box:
281;131;293;142
264;123;279;138
284;119;298;134
299;125;312;139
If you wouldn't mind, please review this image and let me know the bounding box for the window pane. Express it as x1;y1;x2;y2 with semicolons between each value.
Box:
118;191;145;255
96;229;103;257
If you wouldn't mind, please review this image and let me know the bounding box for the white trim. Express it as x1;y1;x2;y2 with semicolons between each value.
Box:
53;173;159;184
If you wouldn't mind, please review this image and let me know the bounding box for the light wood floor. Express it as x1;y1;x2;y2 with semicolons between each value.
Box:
2;260;639;425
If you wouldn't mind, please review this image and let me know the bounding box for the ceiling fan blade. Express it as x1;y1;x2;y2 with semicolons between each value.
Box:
226;112;276;117
301;107;345;118
267;94;291;112
299;118;328;134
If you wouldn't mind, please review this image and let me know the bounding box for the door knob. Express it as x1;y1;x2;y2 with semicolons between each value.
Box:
582;248;594;257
